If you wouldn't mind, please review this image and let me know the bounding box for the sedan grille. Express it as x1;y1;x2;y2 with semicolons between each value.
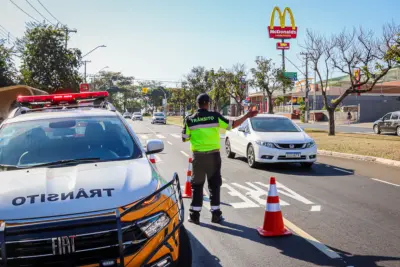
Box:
276;143;305;149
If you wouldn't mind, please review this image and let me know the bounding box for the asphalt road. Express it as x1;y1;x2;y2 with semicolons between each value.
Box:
128;118;400;267
296;123;374;134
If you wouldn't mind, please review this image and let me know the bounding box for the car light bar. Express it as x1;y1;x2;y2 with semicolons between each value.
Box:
17;91;109;104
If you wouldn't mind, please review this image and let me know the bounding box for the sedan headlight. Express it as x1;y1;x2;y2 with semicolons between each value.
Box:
137;212;170;238
305;141;315;148
255;141;276;148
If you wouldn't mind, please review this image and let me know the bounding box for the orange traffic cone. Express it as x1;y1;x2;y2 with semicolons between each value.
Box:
257;177;292;237
182;158;193;198
149;154;156;164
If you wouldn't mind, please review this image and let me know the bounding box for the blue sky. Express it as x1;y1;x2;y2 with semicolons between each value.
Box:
1;0;399;85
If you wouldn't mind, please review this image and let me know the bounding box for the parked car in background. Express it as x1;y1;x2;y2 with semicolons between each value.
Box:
132;112;143;121
225;114;317;168
152;112;166;124
373;111;400;136
123;111;131;118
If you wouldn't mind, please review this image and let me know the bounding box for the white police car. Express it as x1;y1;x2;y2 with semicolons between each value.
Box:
0;91;190;267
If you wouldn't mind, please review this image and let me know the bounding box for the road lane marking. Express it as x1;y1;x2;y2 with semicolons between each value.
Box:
283;218;342;259
232;182;289;206
221;184;259;209
156;134;165;139
310;205;321;212
202;189;211;210
180;151;190;157
155;155;162;162
255;181;314;205
170;134;180;139
222;178;227;181
146;127;157;135
167;141;173;145
140;134;148;139
333;167;353;174
371;178;400;187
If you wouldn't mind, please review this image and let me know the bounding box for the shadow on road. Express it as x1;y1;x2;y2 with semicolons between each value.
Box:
186;229;223;267
199;220;400;267
330;247;400;267
231;156;354;177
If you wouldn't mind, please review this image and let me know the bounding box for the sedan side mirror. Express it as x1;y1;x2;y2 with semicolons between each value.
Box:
238;127;245;132
146;139;164;154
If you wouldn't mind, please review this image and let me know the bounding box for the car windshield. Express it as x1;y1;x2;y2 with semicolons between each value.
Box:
250;117;300;132
155;113;164;117
134;112;141;115
0;116;141;169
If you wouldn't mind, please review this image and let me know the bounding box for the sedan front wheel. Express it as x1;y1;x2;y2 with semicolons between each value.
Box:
247;145;258;168
373;125;381;134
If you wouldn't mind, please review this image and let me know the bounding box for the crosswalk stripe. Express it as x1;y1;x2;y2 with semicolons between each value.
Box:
156;134;166;139
170;134;180;139
140;134;148;139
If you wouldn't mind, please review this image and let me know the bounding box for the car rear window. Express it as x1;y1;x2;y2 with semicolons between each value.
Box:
0;116;142;168
250;117;300;132
155;113;164;116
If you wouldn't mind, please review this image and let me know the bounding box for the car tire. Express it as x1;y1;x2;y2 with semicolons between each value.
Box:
225;138;235;159
247;145;258;168
373;125;381;134
300;162;314;169
397;126;400;137
177;225;192;267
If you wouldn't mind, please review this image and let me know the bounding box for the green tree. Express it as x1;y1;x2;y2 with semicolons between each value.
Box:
225;64;248;115
18;23;82;92
0;42;17;87
250;57;292;114
384;23;400;64
207;68;230;112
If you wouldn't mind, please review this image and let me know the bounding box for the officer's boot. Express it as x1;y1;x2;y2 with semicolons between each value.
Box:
211;209;224;224
188;211;200;225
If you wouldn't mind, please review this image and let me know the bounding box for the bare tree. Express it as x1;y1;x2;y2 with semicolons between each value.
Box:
250;56;292;114
303;27;394;135
225;63;248;115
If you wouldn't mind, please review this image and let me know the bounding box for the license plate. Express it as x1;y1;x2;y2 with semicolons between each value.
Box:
285;152;301;158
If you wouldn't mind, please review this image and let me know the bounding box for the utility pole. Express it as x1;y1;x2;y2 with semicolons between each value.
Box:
64;28;77;49
83;60;91;82
300;52;310;123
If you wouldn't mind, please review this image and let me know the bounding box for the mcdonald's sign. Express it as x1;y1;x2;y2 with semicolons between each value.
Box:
277;42;290;50
268;7;298;39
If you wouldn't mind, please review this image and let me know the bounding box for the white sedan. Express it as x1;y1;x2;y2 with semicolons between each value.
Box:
225;114;317;168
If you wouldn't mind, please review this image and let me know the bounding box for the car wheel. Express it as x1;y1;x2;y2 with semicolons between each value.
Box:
300;162;314;169
373;125;381;134
247;145;258;168
225;138;235;159
177;225;192;267
397;126;400;137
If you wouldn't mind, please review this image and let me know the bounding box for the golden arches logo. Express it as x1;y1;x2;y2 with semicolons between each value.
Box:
270;7;296;30
268;6;298;39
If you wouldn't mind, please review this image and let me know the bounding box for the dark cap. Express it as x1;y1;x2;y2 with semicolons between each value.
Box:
197;93;210;105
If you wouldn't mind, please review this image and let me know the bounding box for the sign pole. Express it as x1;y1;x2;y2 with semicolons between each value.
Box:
281;39;285;72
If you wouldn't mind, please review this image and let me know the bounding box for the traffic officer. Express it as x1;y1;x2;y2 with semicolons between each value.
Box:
182;93;258;224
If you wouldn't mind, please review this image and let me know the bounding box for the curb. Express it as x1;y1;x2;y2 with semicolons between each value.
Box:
318;150;400;168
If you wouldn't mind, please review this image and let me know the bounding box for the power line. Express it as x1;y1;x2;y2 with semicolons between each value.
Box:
9;0;40;23
0;25;16;40
36;0;63;25
25;0;55;26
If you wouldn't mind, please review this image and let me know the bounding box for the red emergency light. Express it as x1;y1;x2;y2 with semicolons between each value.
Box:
17;91;109;104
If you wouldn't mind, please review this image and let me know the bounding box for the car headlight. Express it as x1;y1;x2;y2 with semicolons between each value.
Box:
137;212;170;238
305;141;315;148
255;141;275;148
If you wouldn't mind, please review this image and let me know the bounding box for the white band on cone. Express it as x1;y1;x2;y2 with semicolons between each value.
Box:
186;176;191;181
266;203;281;212
188;164;192;171
268;184;278;196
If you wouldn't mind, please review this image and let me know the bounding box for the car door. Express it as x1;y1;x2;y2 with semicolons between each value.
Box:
380;113;392;132
236;119;250;155
388;113;399;133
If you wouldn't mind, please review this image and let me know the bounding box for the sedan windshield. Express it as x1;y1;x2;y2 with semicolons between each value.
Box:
134;112;141;115
155;113;164;117
250;117;300;132
0;116;141;169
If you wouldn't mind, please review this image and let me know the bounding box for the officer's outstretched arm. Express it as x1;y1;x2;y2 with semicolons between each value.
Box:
181;117;191;142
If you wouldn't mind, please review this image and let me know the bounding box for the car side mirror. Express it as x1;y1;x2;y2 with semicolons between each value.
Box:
238;127;245;132
146;139;164;154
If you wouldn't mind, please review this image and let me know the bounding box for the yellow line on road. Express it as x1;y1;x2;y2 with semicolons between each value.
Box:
283;218;342;259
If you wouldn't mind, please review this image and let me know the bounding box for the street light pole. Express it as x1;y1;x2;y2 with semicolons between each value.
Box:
300;52;310;123
82;45;107;58
83;60;91;83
